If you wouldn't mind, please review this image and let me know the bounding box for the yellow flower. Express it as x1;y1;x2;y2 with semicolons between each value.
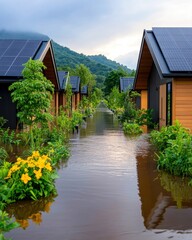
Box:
36;158;46;169
32;151;40;158
28;161;35;168
17;157;23;162
45;163;52;171
42;154;49;161
21;173;31;184
33;169;42;180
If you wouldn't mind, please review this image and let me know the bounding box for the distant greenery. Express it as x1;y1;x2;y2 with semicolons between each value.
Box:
52;41;133;81
104;68;128;96
123;122;143;136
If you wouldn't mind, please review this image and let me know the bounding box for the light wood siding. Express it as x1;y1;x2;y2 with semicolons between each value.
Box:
72;95;76;111
172;79;192;131
75;93;80;109
159;84;166;128
141;90;148;110
141;90;148;133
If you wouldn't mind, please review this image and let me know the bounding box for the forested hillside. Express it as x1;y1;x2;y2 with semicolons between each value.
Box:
52;41;132;77
0;30;134;84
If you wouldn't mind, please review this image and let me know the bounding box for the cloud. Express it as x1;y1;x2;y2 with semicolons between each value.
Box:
1;0;192;68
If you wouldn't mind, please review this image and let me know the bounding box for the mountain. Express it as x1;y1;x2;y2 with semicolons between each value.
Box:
52;41;132;77
0;30;133;77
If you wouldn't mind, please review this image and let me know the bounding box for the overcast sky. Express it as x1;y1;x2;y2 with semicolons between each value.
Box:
1;0;192;69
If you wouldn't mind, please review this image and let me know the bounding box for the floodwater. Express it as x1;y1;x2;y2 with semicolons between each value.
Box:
6;105;192;240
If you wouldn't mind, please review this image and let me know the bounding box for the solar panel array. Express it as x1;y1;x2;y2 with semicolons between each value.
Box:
153;28;192;72
0;39;41;76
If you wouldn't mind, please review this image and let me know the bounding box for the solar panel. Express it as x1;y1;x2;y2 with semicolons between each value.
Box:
0;57;15;65
4;40;27;57
153;28;192;72
13;56;30;66
19;40;41;57
0;39;43;76
6;66;24;77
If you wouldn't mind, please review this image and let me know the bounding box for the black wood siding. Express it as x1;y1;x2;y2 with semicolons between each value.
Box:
148;64;161;123
0;83;17;129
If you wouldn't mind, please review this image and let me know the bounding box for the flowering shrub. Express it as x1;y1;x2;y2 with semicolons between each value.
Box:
5;151;58;201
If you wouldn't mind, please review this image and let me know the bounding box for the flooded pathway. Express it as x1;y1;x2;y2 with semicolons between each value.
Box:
6;106;192;240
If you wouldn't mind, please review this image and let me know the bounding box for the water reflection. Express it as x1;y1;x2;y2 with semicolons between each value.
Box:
136;140;192;230
6;105;192;240
6;196;55;229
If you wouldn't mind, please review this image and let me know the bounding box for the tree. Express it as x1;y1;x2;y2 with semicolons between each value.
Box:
75;64;94;87
9;59;54;148
104;68;128;96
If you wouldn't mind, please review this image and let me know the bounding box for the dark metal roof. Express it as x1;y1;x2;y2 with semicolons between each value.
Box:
70;76;80;93
58;71;68;90
0;39;49;78
81;85;88;95
144;28;192;77
153;27;192;73
120;77;134;92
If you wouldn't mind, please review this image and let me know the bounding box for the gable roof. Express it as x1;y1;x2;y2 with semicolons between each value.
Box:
0;34;59;89
70;76;80;93
134;27;192;90
0;39;49;78
81;85;88;95
58;71;69;90
120;77;134;92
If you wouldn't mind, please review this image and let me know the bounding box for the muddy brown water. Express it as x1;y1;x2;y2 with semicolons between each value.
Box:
6;105;192;240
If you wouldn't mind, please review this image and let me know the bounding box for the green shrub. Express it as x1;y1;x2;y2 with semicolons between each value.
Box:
150;121;192;177
157;134;192;176
42;141;70;166
0;210;20;240
123;122;143;136
150;120;189;152
71;110;83;129
0;148;8;164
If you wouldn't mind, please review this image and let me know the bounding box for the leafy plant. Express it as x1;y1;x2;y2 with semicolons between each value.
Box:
0;129;20;145
9;59;54;149
150;120;189;152
5;151;58;201
71;110;83;129
123;122;143;136
44;142;70;166
0;148;8;164
0;210;20;240
157;133;192;176
150;120;192;177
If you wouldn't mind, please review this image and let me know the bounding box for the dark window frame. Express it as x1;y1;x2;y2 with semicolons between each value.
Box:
166;82;172;126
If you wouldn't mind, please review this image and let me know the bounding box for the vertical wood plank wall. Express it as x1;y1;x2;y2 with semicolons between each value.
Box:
172;79;192;131
141;90;148;133
141;90;148;110
159;84;166;128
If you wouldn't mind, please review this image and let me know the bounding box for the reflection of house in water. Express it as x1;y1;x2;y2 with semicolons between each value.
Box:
136;141;192;230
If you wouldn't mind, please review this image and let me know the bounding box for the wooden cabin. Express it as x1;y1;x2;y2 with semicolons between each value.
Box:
134;27;192;130
58;71;69;109
80;85;88;100
70;76;80;110
0;37;59;129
